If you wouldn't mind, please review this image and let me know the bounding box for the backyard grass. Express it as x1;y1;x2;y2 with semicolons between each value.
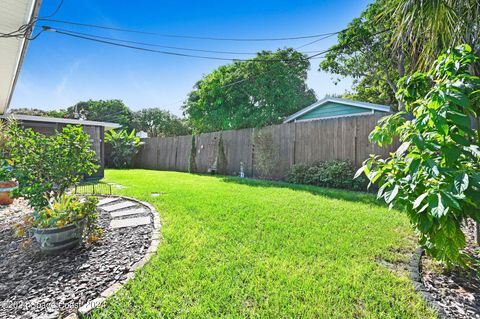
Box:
89;169;436;319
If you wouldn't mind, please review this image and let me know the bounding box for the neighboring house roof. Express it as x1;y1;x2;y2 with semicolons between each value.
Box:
0;0;41;115
283;97;391;123
0;114;122;130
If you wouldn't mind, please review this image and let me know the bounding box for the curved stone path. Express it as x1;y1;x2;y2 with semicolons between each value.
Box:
0;196;161;319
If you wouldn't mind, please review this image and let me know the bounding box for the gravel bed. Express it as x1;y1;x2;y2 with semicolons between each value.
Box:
0;197;153;319
421;220;480;319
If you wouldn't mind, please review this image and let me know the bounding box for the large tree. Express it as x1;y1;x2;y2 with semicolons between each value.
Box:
320;0;480;110
132;108;191;137
381;0;480;73
183;48;316;133
319;1;407;110
66;99;133;130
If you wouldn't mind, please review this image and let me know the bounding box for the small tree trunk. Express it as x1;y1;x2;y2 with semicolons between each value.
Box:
477;222;480;245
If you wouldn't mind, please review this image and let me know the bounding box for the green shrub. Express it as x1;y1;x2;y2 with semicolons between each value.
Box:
358;45;480;267
6;125;98;211
287;160;367;191
105;129;143;168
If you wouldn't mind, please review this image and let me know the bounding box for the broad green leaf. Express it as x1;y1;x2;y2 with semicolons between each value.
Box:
450;133;471;146
446;111;471;129
413;193;428;209
396;142;410;157
385;185;400;204
440;191;461;211
430;193;447;218
453;173;469;195
446;89;469;108
425;159;440;176
354;166;365;179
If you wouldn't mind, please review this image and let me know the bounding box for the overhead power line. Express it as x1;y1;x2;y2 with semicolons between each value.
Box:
40;18;341;41
0;0;64;40
42;26;329;62
40;26;336;56
39;0;65;19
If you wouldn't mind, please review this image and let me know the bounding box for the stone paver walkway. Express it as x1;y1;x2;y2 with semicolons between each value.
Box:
97;197;120;206
99;197;153;230
111;208;148;218
101;201;137;212
110;216;151;229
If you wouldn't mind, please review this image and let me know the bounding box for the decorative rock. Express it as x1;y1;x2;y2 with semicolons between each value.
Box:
101;201;137;212
110;217;151;229
411;220;480;319
0;196;161;319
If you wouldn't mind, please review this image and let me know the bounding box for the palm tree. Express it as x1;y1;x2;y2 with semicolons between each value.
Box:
380;0;480;73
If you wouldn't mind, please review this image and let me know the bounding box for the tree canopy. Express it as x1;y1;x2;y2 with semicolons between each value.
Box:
319;1;407;110
8;108;68;118
381;0;480;73
320;0;480;110
132;108;190;137
183;48;316;133
66;99;133;130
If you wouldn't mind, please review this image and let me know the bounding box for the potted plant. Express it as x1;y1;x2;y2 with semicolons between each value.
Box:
0;120;16;205
0;159;16;205
6;124;102;253
30;194;101;253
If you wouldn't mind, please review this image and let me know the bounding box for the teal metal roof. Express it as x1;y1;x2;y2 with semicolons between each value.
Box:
283;98;391;123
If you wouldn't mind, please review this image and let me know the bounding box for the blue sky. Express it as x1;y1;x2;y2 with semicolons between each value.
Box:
11;0;371;116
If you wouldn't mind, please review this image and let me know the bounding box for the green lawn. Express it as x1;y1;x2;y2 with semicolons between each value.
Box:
89;169;436;319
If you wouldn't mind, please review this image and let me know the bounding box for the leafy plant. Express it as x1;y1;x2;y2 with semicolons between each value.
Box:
0;120;15;182
0;159;14;182
217;134;228;175
5;125;98;211
105;129;143;168
188;135;197;173
357;45;480;266
16;194;102;242
253;129;277;178
288;160;367;191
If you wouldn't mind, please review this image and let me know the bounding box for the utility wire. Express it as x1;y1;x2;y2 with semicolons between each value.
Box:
295;31;343;50
40;18;341;41
39;0;65;19
0;0;64;39
38;26;336;56
43;26;327;62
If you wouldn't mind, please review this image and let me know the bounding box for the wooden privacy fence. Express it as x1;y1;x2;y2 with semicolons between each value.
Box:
132;114;399;179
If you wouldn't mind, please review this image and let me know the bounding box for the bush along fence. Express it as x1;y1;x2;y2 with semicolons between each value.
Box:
127;113;399;180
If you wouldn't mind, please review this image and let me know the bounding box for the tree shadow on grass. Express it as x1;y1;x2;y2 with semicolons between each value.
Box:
219;175;387;208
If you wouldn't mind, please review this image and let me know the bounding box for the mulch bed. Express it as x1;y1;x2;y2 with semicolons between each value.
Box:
421;220;480;319
0;198;153;319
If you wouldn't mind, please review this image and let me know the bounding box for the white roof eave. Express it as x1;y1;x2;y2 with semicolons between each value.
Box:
0;0;42;115
0;114;121;130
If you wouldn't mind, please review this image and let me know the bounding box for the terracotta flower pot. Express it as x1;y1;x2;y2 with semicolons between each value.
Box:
0;181;17;205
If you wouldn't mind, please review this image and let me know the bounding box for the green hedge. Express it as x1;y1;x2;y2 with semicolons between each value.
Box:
287;160;367;191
